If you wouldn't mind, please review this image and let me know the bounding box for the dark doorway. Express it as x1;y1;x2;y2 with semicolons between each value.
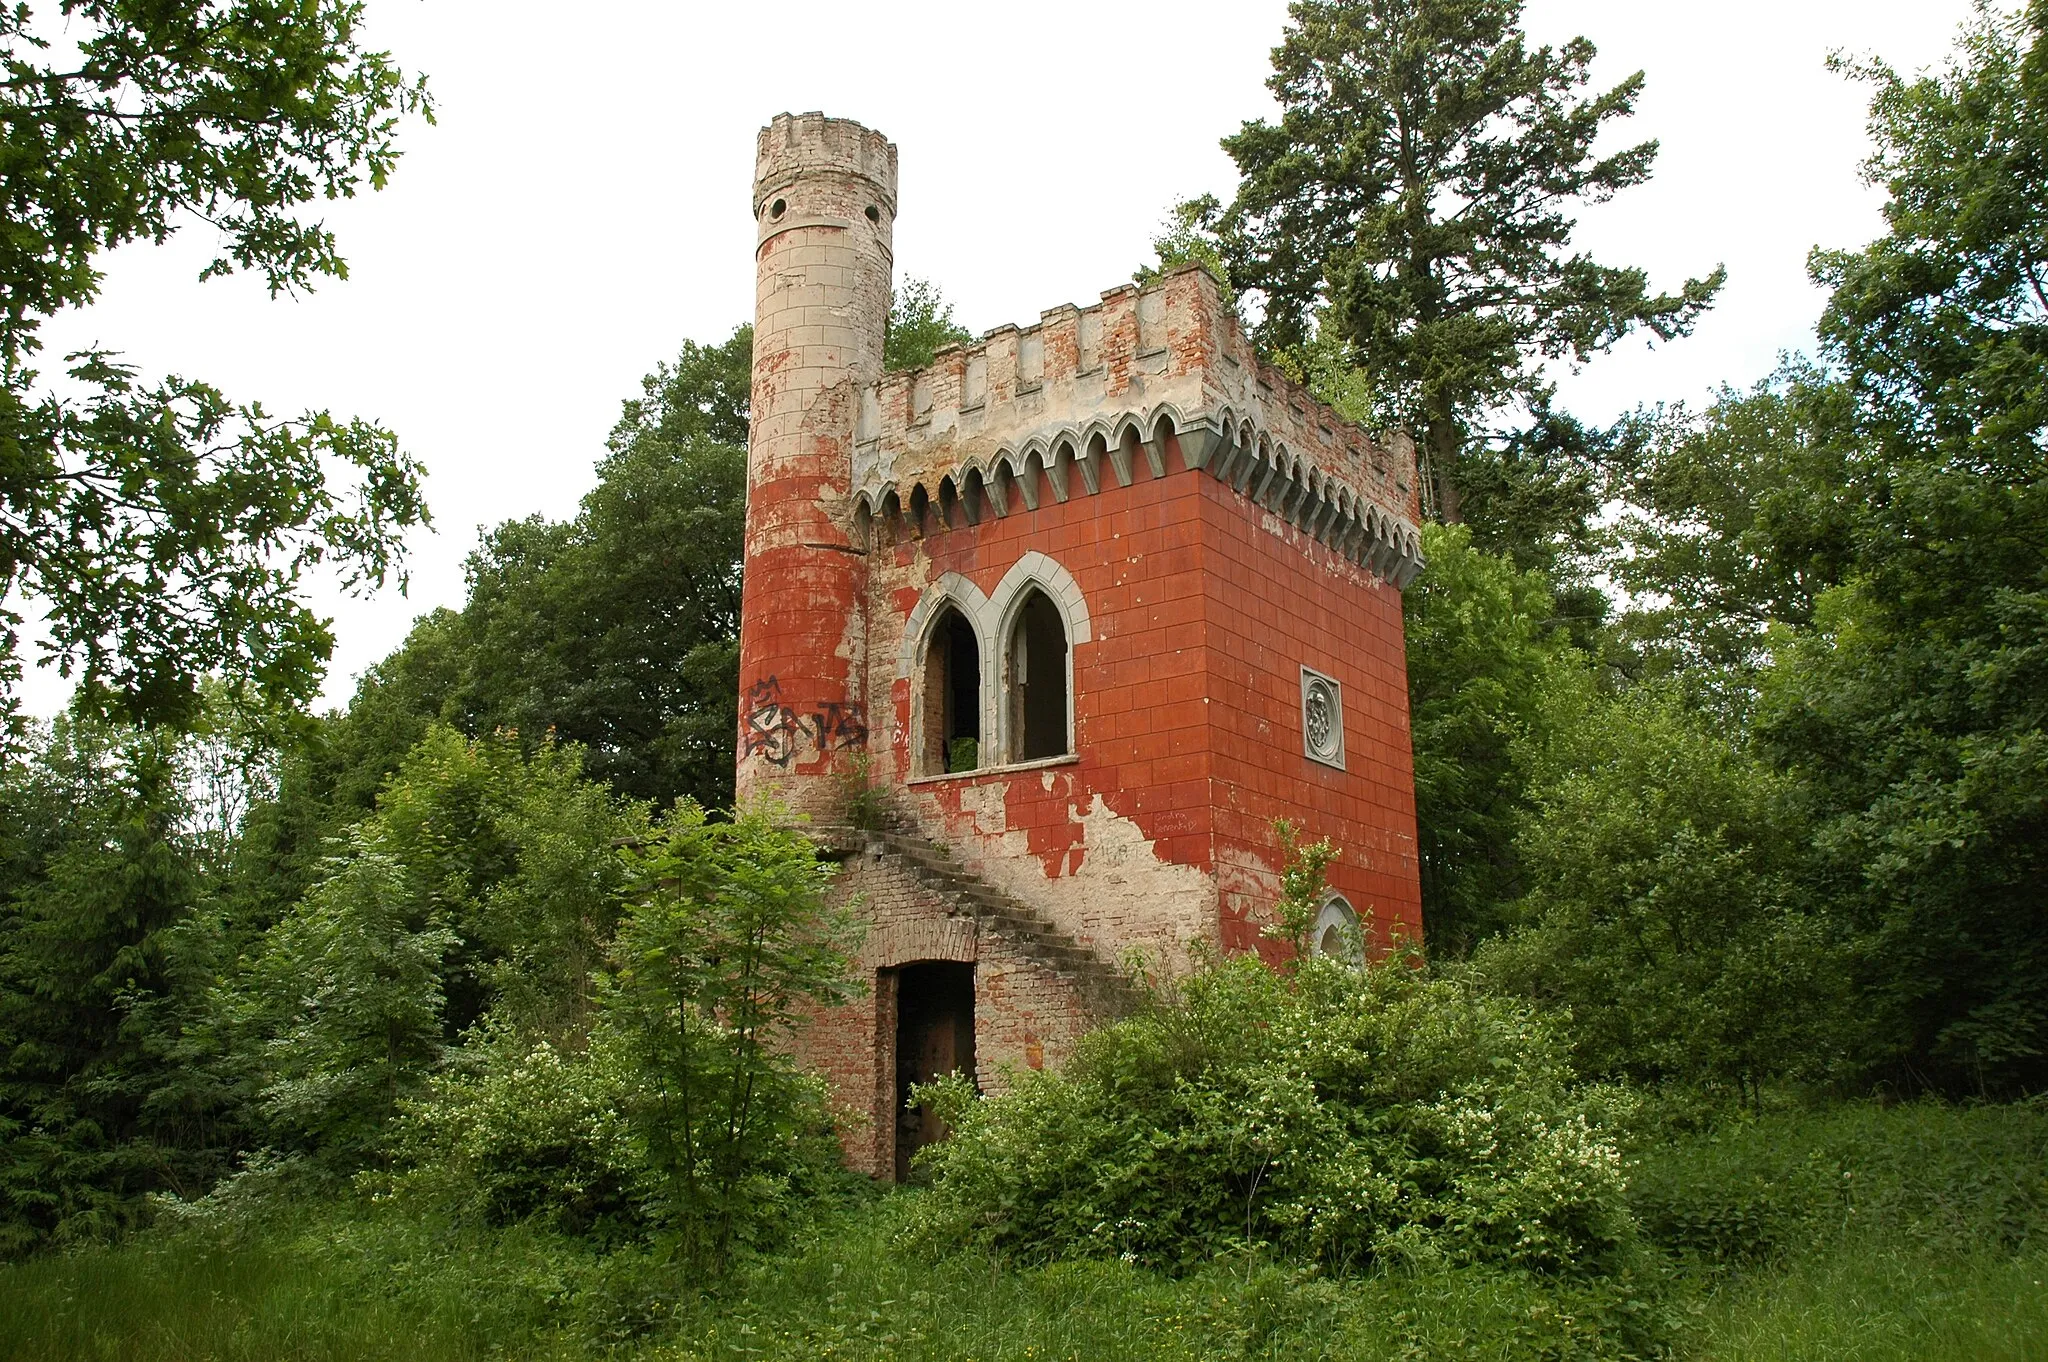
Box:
1008;589;1069;761
894;960;976;1182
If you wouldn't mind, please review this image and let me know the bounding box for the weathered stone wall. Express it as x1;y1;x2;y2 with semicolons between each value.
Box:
788;846;1095;1178
737;113;896;815
859;428;1425;974
864;438;1223;974
1192;475;1423;957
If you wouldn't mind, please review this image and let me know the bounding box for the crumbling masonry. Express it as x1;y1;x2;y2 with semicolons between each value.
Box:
737;113;1427;1179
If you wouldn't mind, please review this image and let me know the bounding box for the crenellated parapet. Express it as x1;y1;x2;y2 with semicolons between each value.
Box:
848;266;1426;588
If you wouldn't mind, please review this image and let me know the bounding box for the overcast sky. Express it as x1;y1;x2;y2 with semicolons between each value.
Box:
31;0;1979;715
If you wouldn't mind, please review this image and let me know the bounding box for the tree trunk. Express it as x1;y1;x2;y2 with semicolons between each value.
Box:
1424;403;1463;524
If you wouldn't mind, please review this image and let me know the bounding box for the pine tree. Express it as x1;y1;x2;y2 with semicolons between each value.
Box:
1214;0;1722;521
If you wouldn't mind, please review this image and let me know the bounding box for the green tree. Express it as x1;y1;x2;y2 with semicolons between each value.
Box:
885;278;973;372
1757;0;2048;1092
1606;365;1858;693
328;328;754;813
599;800;860;1267
226;726;646;1165
236;833;454;1167
0;722;228;1249
1213;0;1722;522
456;395;747;808
0;0;433;730
1403;522;1581;953
1478;687;1840;1098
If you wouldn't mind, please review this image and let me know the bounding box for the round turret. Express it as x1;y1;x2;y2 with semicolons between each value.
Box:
736;114;898;813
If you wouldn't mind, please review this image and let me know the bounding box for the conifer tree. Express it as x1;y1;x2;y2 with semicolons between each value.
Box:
1213;0;1724;521
0;726;222;1247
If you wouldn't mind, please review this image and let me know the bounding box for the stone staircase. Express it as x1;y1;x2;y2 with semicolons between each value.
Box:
810;816;1146;1018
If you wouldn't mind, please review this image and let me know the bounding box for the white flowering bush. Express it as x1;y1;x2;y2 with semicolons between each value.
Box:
384;1028;644;1241
905;951;1636;1276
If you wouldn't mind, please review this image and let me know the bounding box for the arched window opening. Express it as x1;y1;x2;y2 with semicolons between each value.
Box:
920;606;981;774
1007;589;1070;761
1311;895;1365;965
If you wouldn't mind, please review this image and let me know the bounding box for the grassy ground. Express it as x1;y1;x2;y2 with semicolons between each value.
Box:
3;1210;2040;1361
3;1099;2043;1361
1688;1243;2048;1362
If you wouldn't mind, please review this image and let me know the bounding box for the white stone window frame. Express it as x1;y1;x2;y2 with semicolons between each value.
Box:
1300;665;1346;771
1310;893;1364;964
901;573;992;777
898;554;1091;779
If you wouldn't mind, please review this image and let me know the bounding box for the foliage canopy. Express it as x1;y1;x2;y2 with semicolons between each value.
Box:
1212;0;1722;520
0;0;434;730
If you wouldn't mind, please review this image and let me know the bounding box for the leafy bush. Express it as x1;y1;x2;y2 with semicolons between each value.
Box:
599;800;863;1265
1479;685;1844;1095
385;1029;642;1241
218;726;647;1169
1629;1098;2048;1265
905;950;1635;1276
381;800;863;1268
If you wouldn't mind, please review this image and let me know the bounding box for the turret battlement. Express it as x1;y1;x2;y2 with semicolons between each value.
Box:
851;265;1424;587
754;112;898;218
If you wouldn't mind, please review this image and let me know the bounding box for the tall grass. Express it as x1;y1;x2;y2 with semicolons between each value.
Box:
1690;1243;2048;1362
0;1206;1659;1362
2;1099;2044;1362
0;1230;497;1362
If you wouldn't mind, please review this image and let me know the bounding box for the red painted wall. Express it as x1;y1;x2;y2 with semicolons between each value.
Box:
1193;474;1422;956
867;435;1422;958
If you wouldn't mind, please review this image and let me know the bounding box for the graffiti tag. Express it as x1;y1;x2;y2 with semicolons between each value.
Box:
741;676;868;769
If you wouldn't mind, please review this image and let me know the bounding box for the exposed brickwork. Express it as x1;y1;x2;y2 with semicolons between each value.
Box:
742;114;1425;1180
790;834;1099;1178
737;114;897;815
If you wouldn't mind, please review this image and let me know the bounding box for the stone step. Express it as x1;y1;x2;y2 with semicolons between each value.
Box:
808;815;1143;1017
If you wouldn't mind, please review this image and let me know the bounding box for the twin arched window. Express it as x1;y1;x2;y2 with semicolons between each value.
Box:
914;577;1076;776
1008;590;1069;762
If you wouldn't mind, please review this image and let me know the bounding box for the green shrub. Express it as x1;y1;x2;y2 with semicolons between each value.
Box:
1629;1098;2048;1265
374;801;864;1265
1479;685;1843;1096
905;951;1636;1276
598;800;864;1267
384;1028;643;1241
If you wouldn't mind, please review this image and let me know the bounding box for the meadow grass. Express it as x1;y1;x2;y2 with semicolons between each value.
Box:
3;1211;2045;1361
0;1228;496;1362
0;1205;1659;1362
3;1098;2045;1361
1686;1242;2048;1362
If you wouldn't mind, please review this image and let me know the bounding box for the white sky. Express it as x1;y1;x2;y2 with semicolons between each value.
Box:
29;0;1977;716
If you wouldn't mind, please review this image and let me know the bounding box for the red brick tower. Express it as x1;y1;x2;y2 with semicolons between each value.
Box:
738;114;1428;1180
736;113;897;812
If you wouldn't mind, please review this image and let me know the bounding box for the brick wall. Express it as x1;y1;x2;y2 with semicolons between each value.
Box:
1193;473;1422;958
855;430;1423;972
789;845;1096;1178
